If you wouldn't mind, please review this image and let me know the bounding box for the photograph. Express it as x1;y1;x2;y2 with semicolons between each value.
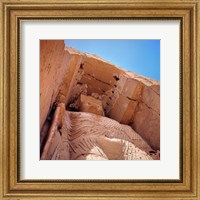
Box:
40;40;160;160
1;0;199;198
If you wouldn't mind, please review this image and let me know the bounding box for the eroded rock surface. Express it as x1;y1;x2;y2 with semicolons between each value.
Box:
40;40;160;160
79;94;104;116
41;111;159;160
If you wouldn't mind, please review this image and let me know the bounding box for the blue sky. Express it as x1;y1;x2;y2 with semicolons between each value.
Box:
64;40;160;81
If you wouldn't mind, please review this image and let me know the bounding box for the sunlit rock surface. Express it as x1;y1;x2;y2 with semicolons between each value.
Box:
40;40;160;160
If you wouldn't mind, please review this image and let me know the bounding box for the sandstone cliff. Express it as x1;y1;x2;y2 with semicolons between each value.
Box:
40;40;160;160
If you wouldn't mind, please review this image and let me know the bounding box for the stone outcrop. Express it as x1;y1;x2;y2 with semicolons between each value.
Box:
79;94;105;116
41;111;159;160
40;40;160;160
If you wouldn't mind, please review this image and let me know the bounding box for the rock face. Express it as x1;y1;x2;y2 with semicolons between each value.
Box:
41;111;159;160
79;94;105;116
40;40;69;130
40;40;160;160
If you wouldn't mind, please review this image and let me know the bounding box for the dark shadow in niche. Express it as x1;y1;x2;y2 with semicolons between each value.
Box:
113;75;119;81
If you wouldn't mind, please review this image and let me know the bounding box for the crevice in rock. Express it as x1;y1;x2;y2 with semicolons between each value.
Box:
126;96;137;101
113;75;120;81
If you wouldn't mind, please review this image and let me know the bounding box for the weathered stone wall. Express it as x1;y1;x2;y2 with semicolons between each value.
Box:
41;111;159;160
40;41;81;130
108;73;160;150
62;47;160;150
40;40;68;130
40;40;160;158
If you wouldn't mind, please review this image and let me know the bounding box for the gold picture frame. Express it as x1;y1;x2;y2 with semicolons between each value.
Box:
0;0;199;199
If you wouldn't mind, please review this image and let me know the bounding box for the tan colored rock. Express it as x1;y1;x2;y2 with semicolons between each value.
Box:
79;94;104;116
41;106;71;160
40;41;81;129
42;111;157;160
60;46;160;150
40;40;160;159
108;73;160;150
40;41;83;146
